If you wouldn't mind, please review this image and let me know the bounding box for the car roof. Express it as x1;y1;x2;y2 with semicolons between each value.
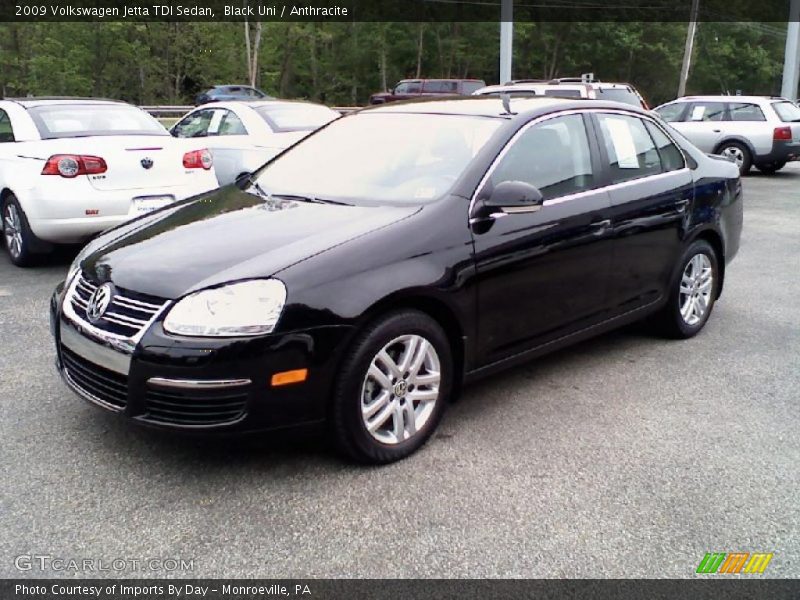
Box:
475;83;588;94
673;95;787;104
398;78;484;83
2;97;127;108
196;100;333;111
362;95;646;119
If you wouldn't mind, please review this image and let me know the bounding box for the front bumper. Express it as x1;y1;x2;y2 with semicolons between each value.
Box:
51;284;352;433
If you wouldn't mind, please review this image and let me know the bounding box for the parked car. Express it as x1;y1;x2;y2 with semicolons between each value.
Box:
653;95;800;174
194;85;273;106
473;77;649;109
51;96;742;463
0;98;217;267
369;79;486;104
171;100;340;186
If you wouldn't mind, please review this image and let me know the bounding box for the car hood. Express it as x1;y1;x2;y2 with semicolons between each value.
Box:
82;185;419;299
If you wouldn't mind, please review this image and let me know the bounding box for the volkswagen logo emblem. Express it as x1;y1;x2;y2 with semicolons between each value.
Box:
140;157;154;170
86;283;114;323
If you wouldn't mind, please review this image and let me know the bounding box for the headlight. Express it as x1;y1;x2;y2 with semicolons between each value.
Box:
163;279;286;337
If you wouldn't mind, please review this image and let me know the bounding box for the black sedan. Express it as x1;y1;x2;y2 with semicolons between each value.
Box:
50;97;743;463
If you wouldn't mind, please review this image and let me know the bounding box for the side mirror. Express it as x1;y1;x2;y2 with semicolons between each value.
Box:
483;180;544;214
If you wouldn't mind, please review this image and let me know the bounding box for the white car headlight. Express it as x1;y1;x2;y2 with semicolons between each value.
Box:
163;279;287;337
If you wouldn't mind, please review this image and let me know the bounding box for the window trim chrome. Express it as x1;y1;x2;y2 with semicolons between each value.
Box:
468;107;691;221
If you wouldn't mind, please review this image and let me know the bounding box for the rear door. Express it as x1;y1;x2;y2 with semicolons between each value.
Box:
727;102;771;155
671;101;726;152
592;111;694;312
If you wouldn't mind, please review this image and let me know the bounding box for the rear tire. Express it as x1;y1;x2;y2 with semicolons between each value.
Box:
756;161;786;175
655;240;720;339
2;194;41;267
331;310;453;464
716;142;752;175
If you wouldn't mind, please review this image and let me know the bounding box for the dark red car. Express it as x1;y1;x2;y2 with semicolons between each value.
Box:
369;79;486;105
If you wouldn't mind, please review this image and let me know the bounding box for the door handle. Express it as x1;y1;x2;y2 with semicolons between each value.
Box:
712;129;722;133
675;199;691;213
590;219;612;233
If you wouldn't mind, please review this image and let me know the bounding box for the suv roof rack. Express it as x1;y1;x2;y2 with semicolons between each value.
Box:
502;79;556;85
2;95;122;103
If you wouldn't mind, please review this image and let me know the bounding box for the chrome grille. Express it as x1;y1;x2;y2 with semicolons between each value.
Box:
69;274;168;338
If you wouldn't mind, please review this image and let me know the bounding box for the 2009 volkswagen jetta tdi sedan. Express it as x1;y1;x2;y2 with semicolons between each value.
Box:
50;97;743;463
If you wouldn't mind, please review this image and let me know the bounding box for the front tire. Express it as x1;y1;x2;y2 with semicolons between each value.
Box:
2;194;40;267
655;240;720;339
331;310;453;464
716;142;752;175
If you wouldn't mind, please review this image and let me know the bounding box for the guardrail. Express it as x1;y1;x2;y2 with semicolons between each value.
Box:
141;105;361;117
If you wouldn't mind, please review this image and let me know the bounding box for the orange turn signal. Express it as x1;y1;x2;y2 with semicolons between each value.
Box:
271;368;308;387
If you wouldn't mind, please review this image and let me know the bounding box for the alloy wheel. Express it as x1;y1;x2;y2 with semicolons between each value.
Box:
678;253;713;326
720;146;745;169
360;334;441;445
3;202;23;260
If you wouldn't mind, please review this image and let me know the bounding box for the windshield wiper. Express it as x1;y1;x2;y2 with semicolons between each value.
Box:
271;193;351;206
240;176;351;206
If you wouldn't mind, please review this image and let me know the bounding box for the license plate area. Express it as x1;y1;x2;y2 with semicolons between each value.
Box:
129;195;175;215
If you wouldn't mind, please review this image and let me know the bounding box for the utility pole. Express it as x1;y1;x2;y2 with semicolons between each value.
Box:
677;0;700;98
781;0;800;100
499;0;513;84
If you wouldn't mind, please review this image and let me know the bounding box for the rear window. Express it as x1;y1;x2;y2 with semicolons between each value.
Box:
424;80;459;93
596;87;643;107
255;104;339;132
772;101;800;122
27;104;167;139
461;81;486;94
729;103;766;122
543;89;583;98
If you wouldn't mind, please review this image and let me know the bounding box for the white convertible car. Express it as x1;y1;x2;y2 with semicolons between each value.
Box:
170;100;340;186
0;98;218;266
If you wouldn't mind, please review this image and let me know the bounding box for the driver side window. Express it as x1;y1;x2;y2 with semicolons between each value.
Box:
172;109;214;138
489;114;595;201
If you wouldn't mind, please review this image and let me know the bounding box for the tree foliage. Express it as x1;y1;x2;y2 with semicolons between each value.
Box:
0;21;789;107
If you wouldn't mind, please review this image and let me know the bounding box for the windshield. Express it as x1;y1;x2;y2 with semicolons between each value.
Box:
772;101;800;122
255;104;339;132
28;104;167;139
254;113;502;204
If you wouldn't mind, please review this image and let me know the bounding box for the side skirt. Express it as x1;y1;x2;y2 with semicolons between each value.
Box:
463;298;665;384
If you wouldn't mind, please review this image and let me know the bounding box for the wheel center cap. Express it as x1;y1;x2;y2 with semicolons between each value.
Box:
393;380;408;398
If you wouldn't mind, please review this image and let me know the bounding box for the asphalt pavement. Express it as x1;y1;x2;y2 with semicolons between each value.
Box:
0;166;798;578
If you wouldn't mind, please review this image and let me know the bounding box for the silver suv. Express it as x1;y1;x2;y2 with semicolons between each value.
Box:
473;77;648;109
654;96;800;174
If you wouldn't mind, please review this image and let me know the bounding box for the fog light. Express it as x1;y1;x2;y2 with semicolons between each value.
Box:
271;368;308;387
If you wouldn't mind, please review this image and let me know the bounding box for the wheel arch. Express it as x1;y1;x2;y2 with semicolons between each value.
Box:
712;136;756;159
355;292;467;399
687;227;726;298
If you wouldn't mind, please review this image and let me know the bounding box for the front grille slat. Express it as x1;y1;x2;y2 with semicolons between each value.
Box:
66;273;168;339
63;356;127;398
144;384;248;426
61;347;128;409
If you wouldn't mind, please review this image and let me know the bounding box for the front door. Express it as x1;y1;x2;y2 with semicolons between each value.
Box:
471;112;615;365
